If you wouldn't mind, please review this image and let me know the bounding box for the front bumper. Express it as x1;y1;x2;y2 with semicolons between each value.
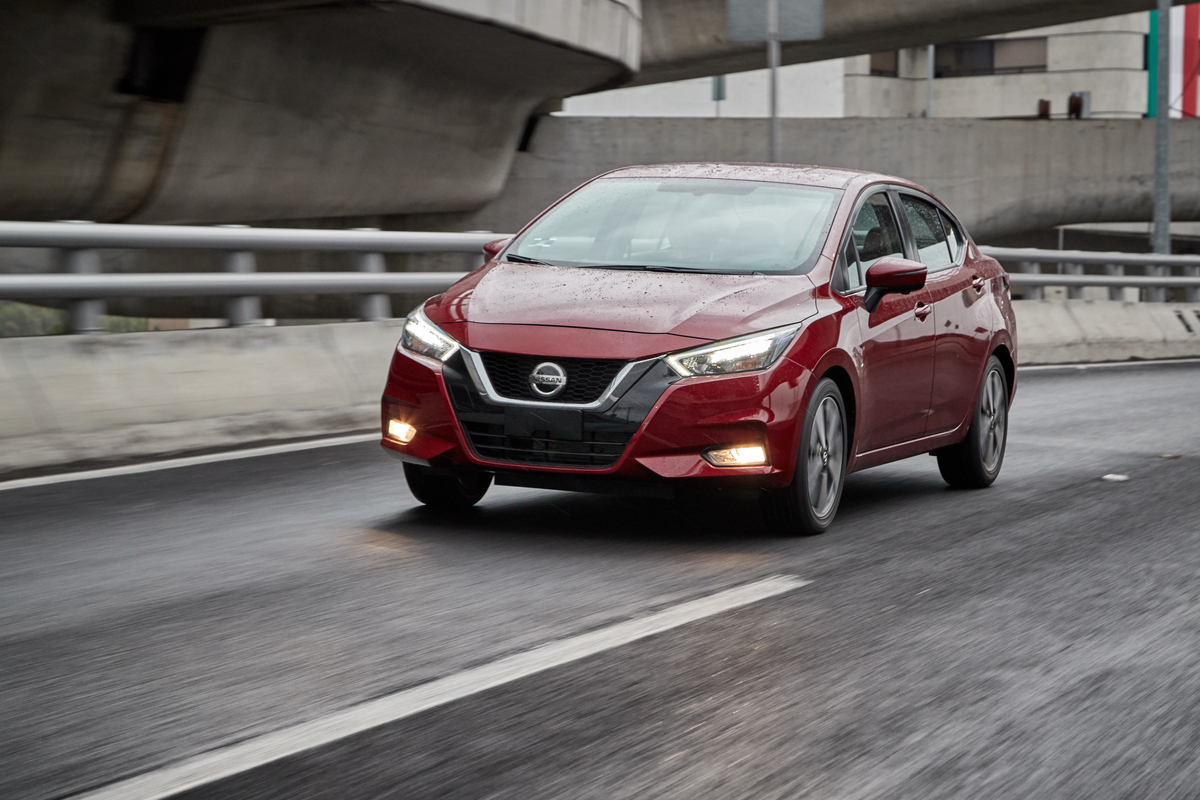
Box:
381;344;814;490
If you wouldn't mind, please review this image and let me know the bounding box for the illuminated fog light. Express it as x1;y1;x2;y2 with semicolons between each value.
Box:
388;420;417;444
704;444;768;467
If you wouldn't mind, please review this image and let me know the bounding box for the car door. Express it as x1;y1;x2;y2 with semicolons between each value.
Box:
840;189;937;452
897;194;991;435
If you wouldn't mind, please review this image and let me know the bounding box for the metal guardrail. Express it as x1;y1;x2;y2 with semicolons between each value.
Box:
1;222;1198;333
0;221;499;332
978;245;1200;303
0;273;470;298
0;221;500;252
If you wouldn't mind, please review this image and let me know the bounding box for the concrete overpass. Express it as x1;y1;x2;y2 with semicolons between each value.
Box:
0;0;1195;227
635;0;1191;85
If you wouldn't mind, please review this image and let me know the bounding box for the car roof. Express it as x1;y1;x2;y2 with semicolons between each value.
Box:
598;162;921;193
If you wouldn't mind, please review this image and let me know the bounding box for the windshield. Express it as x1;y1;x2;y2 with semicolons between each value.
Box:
506;177;842;274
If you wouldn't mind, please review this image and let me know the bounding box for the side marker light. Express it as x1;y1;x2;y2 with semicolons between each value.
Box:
388;420;417;444
704;444;768;467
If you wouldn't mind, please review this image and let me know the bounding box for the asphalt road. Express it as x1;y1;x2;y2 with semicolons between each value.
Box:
2;361;1199;800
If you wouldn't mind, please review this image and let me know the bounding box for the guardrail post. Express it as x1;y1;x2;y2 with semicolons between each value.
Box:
219;225;262;326
62;247;105;334
1146;264;1169;303
1187;266;1200;303
222;249;261;326
1063;262;1083;300
1105;264;1125;301
59;221;105;334
1019;262;1043;300
352;228;391;321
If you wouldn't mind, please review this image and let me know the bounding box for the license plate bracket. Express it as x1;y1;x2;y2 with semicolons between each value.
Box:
504;407;583;441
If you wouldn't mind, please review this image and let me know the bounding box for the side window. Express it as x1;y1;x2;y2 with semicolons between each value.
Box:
851;193;905;276
940;209;964;262
900;196;953;270
839;236;862;291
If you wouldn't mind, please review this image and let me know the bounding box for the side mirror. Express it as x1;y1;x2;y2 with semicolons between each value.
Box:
482;237;511;259
863;257;927;313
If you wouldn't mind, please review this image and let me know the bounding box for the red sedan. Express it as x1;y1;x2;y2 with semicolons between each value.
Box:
381;163;1016;535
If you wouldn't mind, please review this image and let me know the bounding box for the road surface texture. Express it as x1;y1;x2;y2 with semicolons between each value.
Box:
2;361;1198;799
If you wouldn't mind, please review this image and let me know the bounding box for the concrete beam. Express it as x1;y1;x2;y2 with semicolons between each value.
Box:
430;116;1200;244
633;0;1193;87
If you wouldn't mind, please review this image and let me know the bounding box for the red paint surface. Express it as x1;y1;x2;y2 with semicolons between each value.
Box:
382;164;1017;492
1186;5;1200;119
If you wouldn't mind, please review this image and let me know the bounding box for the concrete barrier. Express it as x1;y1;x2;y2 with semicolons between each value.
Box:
2;301;1198;478
0;321;405;477
1014;300;1200;364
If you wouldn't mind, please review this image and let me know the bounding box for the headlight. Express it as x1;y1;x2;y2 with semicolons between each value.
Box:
400;307;459;363
666;324;800;377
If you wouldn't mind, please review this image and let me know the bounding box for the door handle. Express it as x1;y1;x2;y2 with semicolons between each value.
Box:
971;275;987;293
914;302;932;321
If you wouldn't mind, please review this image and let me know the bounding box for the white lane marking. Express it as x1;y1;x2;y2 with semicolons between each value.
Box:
1020;357;1200;372
0;433;380;492
71;575;809;800
1101;474;1130;482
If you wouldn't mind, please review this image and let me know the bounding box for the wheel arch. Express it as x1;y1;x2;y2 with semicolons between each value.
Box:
990;337;1017;403
819;364;857;457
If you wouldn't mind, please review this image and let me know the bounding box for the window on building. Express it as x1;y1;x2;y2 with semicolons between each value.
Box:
869;51;899;78
934;37;1048;78
993;38;1048;74
935;41;994;78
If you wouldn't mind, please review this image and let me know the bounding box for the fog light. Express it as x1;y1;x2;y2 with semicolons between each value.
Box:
388;419;417;444
704;444;768;467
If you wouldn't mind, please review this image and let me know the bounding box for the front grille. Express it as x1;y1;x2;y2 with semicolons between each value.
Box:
461;421;632;468
478;352;626;404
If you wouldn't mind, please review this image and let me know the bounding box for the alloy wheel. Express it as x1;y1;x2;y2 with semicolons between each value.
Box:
979;368;1007;473
807;396;845;518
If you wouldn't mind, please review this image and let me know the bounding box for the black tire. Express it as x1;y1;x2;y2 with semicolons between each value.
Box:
936;355;1008;489
403;463;492;510
760;378;848;536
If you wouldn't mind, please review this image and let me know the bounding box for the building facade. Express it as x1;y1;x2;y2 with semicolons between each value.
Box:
560;9;1200;120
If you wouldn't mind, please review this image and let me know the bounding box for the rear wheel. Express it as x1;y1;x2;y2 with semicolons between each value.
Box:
936;355;1008;489
403;463;492;510
760;378;848;536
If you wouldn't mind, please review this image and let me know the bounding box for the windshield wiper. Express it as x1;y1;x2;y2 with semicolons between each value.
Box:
504;254;555;265
581;264;705;273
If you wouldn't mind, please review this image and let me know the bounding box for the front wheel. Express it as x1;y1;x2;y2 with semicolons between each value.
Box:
403;463;492;510
936;355;1008;489
760;378;848;536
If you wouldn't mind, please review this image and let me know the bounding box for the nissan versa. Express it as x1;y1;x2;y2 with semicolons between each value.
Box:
380;164;1016;535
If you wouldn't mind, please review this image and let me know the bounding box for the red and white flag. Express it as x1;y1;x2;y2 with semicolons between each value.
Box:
1170;3;1200;118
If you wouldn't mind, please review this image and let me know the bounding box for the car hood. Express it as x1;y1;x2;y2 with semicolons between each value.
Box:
426;262;820;341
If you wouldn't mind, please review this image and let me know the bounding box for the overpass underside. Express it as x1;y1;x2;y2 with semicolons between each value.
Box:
0;0;638;224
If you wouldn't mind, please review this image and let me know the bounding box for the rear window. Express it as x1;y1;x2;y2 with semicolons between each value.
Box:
506;177;842;274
